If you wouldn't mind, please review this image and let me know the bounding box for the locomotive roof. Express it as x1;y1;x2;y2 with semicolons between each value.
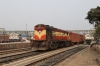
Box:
34;24;84;36
35;24;47;27
35;24;70;32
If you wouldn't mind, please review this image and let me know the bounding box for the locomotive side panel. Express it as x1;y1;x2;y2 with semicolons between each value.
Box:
52;29;70;41
46;26;52;41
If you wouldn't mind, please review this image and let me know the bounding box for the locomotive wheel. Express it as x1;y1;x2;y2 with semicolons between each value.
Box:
69;41;72;46
50;43;55;49
54;42;58;49
49;41;58;49
55;44;58;49
54;44;58;49
49;41;54;49
65;42;69;47
71;43;74;46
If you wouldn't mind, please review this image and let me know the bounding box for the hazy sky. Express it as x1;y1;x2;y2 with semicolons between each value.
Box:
0;0;99;31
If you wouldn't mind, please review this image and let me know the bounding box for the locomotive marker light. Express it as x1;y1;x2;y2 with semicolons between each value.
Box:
39;31;41;34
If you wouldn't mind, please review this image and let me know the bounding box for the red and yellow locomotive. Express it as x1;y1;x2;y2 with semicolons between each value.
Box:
31;24;85;50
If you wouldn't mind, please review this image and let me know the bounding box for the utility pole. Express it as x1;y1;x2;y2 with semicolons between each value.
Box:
26;23;27;40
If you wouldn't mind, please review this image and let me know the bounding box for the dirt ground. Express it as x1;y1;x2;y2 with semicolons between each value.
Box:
55;45;100;66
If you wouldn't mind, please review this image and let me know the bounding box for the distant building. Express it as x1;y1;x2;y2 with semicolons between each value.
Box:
0;28;5;31
0;28;5;34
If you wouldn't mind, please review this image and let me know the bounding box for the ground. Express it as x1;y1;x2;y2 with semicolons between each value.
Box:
55;45;100;66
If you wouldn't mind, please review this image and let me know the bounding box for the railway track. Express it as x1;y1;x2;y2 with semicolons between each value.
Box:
27;46;86;66
0;50;43;65
2;45;87;66
0;47;31;55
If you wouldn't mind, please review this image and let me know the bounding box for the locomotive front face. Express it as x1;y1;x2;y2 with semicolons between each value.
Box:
34;25;46;40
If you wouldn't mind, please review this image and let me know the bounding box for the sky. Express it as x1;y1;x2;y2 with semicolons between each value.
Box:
0;0;99;31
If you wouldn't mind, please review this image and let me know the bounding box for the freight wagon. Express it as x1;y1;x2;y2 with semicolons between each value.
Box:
31;24;85;50
0;34;10;43
0;28;10;43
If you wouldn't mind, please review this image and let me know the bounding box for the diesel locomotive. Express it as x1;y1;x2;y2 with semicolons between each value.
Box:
31;24;85;50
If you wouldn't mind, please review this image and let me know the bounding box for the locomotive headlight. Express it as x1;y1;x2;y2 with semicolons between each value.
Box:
42;42;45;45
42;42;46;46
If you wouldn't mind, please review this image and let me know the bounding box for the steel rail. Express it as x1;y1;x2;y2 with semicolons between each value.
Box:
2;45;87;66
27;46;86;66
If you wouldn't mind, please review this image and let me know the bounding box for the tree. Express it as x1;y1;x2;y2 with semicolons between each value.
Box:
86;6;100;43
93;26;100;43
85;6;100;26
